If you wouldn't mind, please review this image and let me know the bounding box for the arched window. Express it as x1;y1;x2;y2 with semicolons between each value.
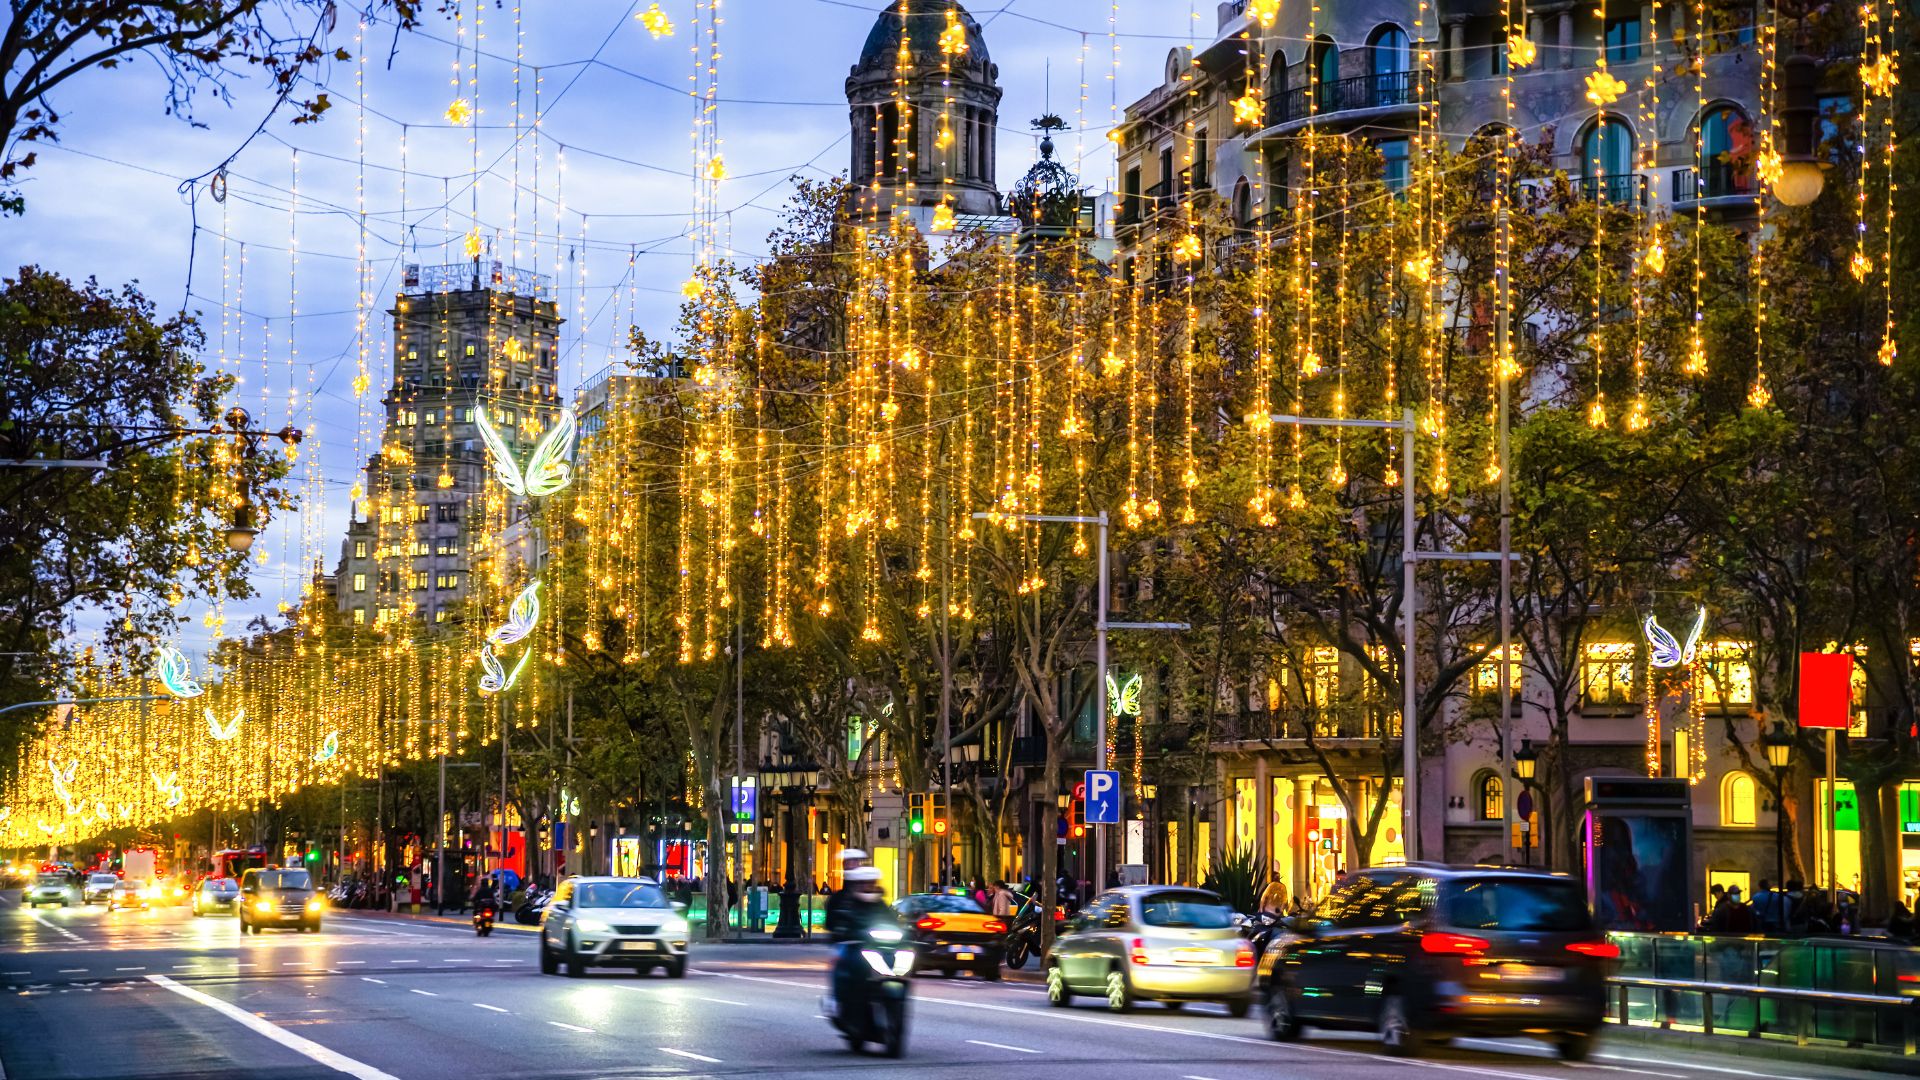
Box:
1584;118;1633;179
1312;37;1339;112
1233;178;1253;228
1722;772;1758;827
1700;105;1755;196
1475;772;1504;821
1369;26;1410;105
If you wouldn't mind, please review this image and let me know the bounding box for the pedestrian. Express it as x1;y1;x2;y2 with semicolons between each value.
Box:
990;879;1013;918
1784;879;1808;932
1720;886;1755;933
1889;901;1917;943
1751;878;1786;933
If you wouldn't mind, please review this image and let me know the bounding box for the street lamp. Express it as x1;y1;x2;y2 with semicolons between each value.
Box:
1513;738;1539;866
763;755;819;939
1764;720;1795;891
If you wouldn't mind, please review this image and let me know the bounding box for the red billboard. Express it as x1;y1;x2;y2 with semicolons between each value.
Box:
1798;652;1854;730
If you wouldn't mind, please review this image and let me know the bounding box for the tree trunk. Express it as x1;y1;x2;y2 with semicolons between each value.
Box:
702;781;729;941
1037;738;1062;954
1855;774;1895;923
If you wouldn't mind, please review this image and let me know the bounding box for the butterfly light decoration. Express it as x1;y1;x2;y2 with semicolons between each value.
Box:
489;581;541;647
48;757;78;813
155;645;204;699
206;708;244;741
1643;607;1707;669
1106;672;1143;717
314;730;340;763
478;643;533;696
475;405;577;498
151;770;184;809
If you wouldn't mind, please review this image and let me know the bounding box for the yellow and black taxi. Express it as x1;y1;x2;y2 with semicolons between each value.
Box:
1259;865;1612;1060
895;892;1007;978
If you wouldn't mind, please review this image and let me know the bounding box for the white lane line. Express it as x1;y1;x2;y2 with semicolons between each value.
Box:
390;960;417;964
337;961;365;965
657;1048;719;1063
408;988;437;997
1592;1053;1823;1080
361;978;387;985
2;971;29;976
472;1003;508;1013
57;968;86;973
146;974;402;1080
1185;1075;1225;1080
549;1021;595;1033
967;1039;1041;1054
695;995;746;1006
711;972;1564;1080
1569;1066;1685;1079
443;959;470;963
116;967;146;972
27;912;84;943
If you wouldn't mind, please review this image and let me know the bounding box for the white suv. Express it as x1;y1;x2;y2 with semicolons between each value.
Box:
539;877;690;978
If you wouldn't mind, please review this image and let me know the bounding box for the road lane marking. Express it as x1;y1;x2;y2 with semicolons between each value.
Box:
967;1039;1041;1054
444;958;470;963
116;967;145;972
657;1048;719;1063
146;974;401;1080
337;961;365;965
390;960;417;964
695;995;746;1005
549;1022;594;1033
473;1003;508;1013
1590;1053;1822;1080
27;912;84;943
3;971;28;976
57;968;86;973
361;978;387;985
1569;1066;1684;1079
710;972;1564;1080
1185;1075;1225;1080
408;988;437;997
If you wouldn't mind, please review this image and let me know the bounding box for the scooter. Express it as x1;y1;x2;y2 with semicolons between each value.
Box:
823;925;913;1058
473;899;497;936
515;885;549;925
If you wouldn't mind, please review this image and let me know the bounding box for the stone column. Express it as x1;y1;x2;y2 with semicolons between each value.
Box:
1557;7;1576;69
1254;755;1272;878
1443;18;1467;80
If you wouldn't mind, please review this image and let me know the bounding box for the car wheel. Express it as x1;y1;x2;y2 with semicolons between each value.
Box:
564;933;586;978
1379;993;1425;1058
539;938;558;975
1227;997;1251;1019
1265;984;1303;1041
1045;964;1072;1007
1163;1000;1185;1011
1104;967;1134;1013
665;957;687;979
982;964;1001;982
1556;1033;1593;1061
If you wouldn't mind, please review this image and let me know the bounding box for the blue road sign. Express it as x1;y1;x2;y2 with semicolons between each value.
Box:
1084;769;1122;825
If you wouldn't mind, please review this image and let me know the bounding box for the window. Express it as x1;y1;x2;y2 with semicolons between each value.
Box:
1378;137;1410;192
352;573;367;593
435;572;459;590
1584;118;1633;179
1444;877;1591;931
1491;35;1509;76
411;572;429;591
410;504;430;523
399;409;417;426
1123;165;1141;216
1474;650;1523;696
1369;25;1409;104
1605;17;1641;64
424;410;439;426
1581;642;1635;706
1700;106;1755;195
1335;874;1401;929
1297;646;1340;706
1673;727;1691;779
436;504;460;523
353;541;369;559
436;538;459;556
460;406;476;423
1698;643;1753;706
464;343;476;357
1232;179;1253;228
1476;772;1504;821
1158;147;1174;193
352;608;366;625
1313;37;1339;111
1722;772;1758;827
1193;129;1209;189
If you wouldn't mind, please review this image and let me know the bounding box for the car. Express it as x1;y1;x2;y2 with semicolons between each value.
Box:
24;872;77;908
539;876;690;978
192;877;241;916
83;872;120;904
1257;865;1612;1060
895;892;1006;978
238;867;324;933
108;877;151;911
1045;885;1255;1015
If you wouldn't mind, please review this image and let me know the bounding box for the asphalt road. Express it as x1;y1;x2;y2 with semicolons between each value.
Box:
0;889;1906;1080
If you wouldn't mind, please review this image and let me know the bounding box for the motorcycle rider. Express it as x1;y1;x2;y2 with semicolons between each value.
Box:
471;872;499;929
825;864;895;1019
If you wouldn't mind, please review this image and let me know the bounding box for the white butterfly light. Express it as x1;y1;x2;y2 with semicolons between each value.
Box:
206;708;244;741
475;405;577;498
1644;607;1707;669
477;643;532;696
1106;672;1143;717
155;645;204;699
314;730;340;763
489;580;541;647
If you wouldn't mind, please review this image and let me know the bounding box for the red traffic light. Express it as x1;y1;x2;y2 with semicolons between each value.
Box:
931;820;949;836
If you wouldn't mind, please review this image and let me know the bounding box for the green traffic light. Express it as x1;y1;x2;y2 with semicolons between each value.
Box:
909;819;924;834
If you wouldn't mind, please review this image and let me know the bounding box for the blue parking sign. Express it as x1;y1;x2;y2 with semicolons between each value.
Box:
1084;769;1122;825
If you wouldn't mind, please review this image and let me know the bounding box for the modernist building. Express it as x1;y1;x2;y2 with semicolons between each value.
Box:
333;261;564;630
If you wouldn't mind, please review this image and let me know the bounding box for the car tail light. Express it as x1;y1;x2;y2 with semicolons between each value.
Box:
1420;932;1490;956
915;916;944;931
983;920;1007;934
1129;937;1150;965
1235;945;1255;968
1053;908;1066;922
1567;940;1621;960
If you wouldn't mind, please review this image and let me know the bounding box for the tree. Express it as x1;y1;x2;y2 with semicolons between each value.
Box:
1;0;419;213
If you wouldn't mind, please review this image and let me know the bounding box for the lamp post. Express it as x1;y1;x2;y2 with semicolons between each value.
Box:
1764;720;1795;894
1513;737;1538;867
765;757;819;939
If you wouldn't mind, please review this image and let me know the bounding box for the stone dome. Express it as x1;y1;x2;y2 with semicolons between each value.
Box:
851;1;991;75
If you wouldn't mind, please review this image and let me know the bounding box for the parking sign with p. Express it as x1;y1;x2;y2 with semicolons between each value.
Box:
1084;769;1121;825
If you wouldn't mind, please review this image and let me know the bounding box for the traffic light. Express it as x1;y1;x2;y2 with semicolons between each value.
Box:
929;792;948;837
908;792;926;836
1064;784;1084;839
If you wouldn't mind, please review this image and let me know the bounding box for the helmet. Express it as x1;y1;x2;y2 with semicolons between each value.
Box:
837;848;869;865
845;866;882;884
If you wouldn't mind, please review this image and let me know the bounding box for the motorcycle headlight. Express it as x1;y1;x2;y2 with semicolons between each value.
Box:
861;949;891;977
576;918;612;934
868;927;904;944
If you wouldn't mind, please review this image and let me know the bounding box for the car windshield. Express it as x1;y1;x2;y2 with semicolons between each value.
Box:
904;895;986;914
205;880;238;893
575;882;668;909
251;870;312;890
89;874;118;884
1445;877;1592;932
1139;891;1236;929
34;874;66;886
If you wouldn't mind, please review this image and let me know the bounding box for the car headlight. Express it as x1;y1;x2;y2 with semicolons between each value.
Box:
306;899;323;913
257;899;275;913
665;917;690;934
174;888;186;898
140;886;157;899
576;918;612;934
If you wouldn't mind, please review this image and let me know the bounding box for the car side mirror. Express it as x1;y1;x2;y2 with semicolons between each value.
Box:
671;901;687;913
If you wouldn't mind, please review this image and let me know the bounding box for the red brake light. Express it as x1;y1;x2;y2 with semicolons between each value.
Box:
1053;908;1066;921
1235;945;1255;968
1129;937;1150;965
1420;932;1490;956
984;920;1007;934
1567;940;1621;960
915;916;944;931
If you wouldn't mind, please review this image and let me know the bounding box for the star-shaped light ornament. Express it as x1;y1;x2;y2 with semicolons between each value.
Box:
1585;64;1627;106
1507;31;1537;69
706;156;727;182
939;15;968;56
1642;240;1667;276
931;203;956;232
445;98;472;125
463;229;483;260
1175;234;1203;261
1250;0;1280;26
637;4;674;39
1233;92;1262;127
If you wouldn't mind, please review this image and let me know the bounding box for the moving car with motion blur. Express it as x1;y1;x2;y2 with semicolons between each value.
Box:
539;876;690;978
192;876;241;916
108;877;150;911
238;867;324;933
1045;886;1254;1015
894;892;1006;979
1258;865;1611;1060
25;871;78;908
83;872;120;904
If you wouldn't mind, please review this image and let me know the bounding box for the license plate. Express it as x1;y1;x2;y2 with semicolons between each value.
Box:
1494;964;1564;982
956;952;975;961
1171;948;1219;964
619;940;659;952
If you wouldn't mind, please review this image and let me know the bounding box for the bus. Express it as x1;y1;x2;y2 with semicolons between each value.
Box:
210;847;268;881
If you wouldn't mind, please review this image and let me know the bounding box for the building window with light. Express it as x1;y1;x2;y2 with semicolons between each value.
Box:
352;573;367;593
1698;643;1753;707
436;572;459;590
1722;771;1757;827
1475;772;1504;821
354;541;369;559
352;608;366;625
1582;643;1636;707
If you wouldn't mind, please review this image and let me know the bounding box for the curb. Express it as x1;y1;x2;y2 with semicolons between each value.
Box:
1596;1021;1920;1077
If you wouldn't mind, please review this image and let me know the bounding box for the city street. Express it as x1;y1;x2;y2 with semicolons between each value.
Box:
0;891;1901;1080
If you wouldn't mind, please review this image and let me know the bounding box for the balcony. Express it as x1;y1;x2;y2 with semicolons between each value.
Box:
1264;70;1435;130
1576;173;1649;207
1672;164;1758;209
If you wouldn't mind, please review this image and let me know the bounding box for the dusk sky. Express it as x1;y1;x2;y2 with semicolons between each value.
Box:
9;1;1204;660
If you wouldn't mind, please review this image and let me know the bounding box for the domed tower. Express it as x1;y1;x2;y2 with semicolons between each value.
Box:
846;1;1002;217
